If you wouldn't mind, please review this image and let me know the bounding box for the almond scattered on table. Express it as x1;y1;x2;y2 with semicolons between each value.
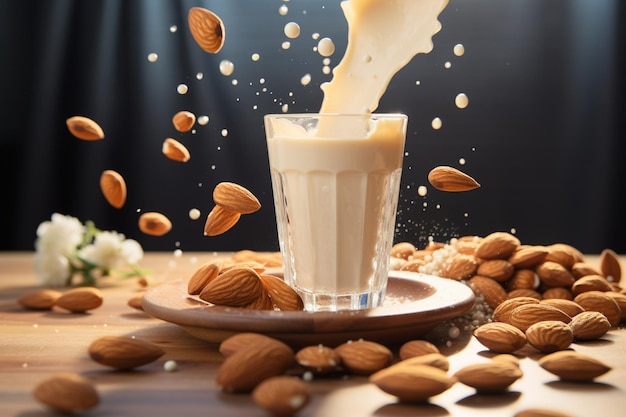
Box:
33;372;99;413
55;287;103;312
88;335;165;369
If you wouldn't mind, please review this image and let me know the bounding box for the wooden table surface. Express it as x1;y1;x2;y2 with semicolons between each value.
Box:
1;251;625;417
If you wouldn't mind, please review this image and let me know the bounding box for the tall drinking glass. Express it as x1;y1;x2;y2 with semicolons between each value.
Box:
264;113;407;311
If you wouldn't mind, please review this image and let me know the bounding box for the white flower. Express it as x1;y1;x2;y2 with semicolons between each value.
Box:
34;252;71;287
78;231;143;270
35;213;84;256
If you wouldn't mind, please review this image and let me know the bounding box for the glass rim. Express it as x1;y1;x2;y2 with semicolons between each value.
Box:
264;113;407;119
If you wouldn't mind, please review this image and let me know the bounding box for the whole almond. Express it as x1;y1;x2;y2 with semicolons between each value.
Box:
544;243;584;268
508;288;543;300
396;353;450;372
568;311;611;340
571;262;602;279
204;205;241;236
492;296;540;323
535;261;575;288
88;335;165;369
187;260;222;295
260;274;304;311
216;340;295;392
600;248;622;283
468;276;508;309
172;110;196;132
538;350;611;381
199;266;264;307
441;254;477;280
221;260;267;275
252;376;311;416
55;287;103;312
606;291;626;320
33;372;99;413
127;292;145;311
99;170;127;208
296;344;342;375
508;245;548;268
507;303;571;332
138;212;172;236
571;274;613;296
542;287;573;300
475;232;520;260
473;322;527;353
370;363;456;402
476;259;515;282
454;361;522;392
242;289;274;310
213;182;261;214
539;299;584;318
525;321;573;353
335;340;393;375
18;289;62;310
573;291;621;326
427;165;480;192
162;138;191;162
398;339;440;360
188;7;225;54
390;241;416;259
219;333;281;357
400;259;426;272
506;269;538;291
66;116;105;140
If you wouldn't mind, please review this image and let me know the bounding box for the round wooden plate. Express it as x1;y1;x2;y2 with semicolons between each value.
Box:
142;270;475;348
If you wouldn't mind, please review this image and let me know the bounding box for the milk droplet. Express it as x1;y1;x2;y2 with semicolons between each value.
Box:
260;78;266;84
219;60;234;76
251;53;260;61
431;117;442;130
284;22;301;38
147;53;158;62
322;65;331;75
317;37;335;57
312;32;320;40
278;4;288;15
197;115;209;125
455;93;469;109
453;43;465;56
221;129;228;137
282;104;289;113
231;79;238;85
174;249;183;257
282;41;291;49
323;58;331;66
301;73;312;86
444;61;452;69
196;72;203;80
415;80;421;86
418;185;428;197
459;157;466;165
188;208;200;220
164;360;178;372
170;25;178;33
177;84;188;94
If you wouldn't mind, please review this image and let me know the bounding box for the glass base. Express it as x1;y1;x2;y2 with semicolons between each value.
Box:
297;287;386;312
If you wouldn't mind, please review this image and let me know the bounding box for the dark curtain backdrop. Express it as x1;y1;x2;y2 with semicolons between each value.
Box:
1;0;624;254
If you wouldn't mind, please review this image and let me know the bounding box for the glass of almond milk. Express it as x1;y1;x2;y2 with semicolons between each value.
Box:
265;113;407;311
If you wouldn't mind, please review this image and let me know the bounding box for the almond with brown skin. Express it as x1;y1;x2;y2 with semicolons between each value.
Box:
390;241;416;259
506;269;538;291
127;292;145;311
571;262;602;279
508;245;548;268
335;340;393;375
441;253;477;280
216;339;295;392
400;259;426;272
475;232;520;260
536;261;575;288
138;212;172;236
606;291;626;320
162;138;191;162
473;322;527;353
213;182;261;214
199;266;264;307
398;339;440;360
295;344;342;375
204;205;241;236
260;274;304;311
427;165;480;192
187;260;222;295
100;170;127;208
468;276;508;309
18;289;62;310
252;376;311;416
172;110;196;132
544;243;584;268
454;361;522;392
476;259;515;282
542;287;573;300
219;333;281;357
600;248;622;283
571;274;613;295
396;353;450;372
525;320;573;353
492;296;540;323
33;372;99;413
508;288;543;300
573;291;621;326
66;116;104;140
55;287;103;312
88;335;165;369
568;311;611;340
188;7;225;54
540;299;584;318
370;363;456;403
538;350;611;381
241;289;274;310
507;303;571;332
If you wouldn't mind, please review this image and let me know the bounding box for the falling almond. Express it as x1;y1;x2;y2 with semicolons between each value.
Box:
138;212;172;236
172;111;196;132
204;205;241;236
427;166;480;192
188;7;225;54
66;116;104;140
99;170;127;208
162;138;191;162
213;182;261;214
